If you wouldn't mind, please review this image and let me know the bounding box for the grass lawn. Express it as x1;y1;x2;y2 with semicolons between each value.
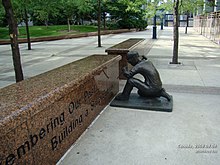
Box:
0;25;98;40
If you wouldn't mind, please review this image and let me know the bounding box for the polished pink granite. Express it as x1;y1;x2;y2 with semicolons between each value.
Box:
0;55;121;165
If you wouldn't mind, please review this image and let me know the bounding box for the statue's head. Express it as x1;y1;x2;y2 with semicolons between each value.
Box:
127;51;140;66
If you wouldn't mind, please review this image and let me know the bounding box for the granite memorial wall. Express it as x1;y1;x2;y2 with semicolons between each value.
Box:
0;55;121;165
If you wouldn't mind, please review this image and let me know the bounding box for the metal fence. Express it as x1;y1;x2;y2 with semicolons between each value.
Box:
194;11;220;45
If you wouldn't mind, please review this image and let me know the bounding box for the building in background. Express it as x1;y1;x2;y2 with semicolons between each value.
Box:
214;0;220;11
164;14;194;27
164;0;220;27
194;0;220;44
198;0;220;14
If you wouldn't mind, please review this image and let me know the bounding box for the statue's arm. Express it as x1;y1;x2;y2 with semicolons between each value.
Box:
122;66;138;78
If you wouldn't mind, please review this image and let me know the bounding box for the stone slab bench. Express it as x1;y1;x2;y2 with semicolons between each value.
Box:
105;38;145;79
0;55;121;165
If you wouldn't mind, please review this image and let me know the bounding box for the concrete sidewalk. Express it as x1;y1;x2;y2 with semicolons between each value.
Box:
0;29;151;88
57;27;220;165
1;27;220;165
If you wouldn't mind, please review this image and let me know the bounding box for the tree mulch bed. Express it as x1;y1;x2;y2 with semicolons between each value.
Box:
109;38;144;50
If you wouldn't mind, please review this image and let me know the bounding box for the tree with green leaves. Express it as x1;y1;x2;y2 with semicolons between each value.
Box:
105;0;147;30
123;0;148;30
170;0;204;64
61;0;94;31
77;0;94;24
61;0;78;31
170;0;180;64
144;0;172;20
2;0;24;82
0;3;6;26
13;0;33;50
32;0;60;27
179;0;204;34
145;0;205;64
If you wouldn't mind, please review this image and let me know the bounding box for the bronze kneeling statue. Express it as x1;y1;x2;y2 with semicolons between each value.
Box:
116;51;171;101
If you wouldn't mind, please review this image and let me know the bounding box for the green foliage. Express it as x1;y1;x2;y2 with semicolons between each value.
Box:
0;3;6;26
179;0;204;14
78;0;94;15
105;0;147;29
0;0;209;30
145;0;173;19
60;0;78;27
0;26;8;39
123;0;146;12
206;0;215;7
144;0;158;18
12;0;29;23
145;0;205;18
136;19;148;30
106;21;119;30
31;0;61;26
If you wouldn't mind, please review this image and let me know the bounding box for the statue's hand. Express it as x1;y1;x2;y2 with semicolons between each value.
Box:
122;66;128;73
122;67;131;78
123;71;131;78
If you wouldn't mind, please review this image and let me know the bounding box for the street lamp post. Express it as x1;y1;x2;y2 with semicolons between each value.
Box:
159;2;164;30
152;14;157;39
160;10;164;30
97;0;101;47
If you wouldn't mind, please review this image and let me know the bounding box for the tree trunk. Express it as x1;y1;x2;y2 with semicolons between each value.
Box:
67;18;71;32
81;18;83;25
45;20;48;27
97;0;101;47
185;24;187;34
45;16;49;27
24;6;31;50
2;0;24;82
171;0;180;64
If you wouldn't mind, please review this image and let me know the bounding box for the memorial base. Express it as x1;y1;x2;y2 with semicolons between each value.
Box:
110;93;173;112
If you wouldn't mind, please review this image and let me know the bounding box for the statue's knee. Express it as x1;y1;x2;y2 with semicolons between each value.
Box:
138;90;146;97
